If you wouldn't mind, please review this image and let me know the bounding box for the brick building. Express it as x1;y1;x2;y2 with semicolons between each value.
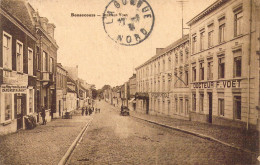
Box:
0;0;37;134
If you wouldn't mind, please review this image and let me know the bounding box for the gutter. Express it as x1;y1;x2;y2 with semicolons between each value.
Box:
247;0;253;130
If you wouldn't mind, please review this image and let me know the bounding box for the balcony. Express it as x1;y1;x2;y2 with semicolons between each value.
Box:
41;72;50;81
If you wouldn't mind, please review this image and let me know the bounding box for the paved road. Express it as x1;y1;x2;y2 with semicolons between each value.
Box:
68;101;256;165
0;115;92;165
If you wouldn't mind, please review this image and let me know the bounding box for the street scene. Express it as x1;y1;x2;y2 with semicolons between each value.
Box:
1;0;260;164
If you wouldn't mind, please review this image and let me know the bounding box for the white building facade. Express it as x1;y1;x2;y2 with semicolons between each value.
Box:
187;0;260;129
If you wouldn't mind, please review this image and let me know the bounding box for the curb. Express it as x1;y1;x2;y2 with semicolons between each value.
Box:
58;117;93;165
131;115;258;156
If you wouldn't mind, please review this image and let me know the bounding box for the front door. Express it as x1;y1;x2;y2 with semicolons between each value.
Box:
59;100;61;116
15;94;26;130
146;99;149;114
208;92;212;123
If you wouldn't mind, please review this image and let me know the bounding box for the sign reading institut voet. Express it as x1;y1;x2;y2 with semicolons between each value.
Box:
191;79;241;89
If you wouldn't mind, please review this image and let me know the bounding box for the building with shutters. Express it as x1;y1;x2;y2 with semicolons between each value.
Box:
0;0;37;135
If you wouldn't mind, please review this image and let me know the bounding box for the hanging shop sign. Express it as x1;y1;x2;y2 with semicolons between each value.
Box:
1;85;27;93
191;79;241;89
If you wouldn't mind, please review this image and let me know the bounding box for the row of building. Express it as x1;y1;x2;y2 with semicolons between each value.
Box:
105;0;260;131
0;0;94;135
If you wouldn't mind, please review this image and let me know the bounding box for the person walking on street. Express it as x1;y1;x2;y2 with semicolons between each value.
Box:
85;106;89;116
41;106;46;125
81;107;85;116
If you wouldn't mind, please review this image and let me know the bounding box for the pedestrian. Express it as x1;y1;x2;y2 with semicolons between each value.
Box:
81;107;85;116
41;106;46;125
85;107;89;116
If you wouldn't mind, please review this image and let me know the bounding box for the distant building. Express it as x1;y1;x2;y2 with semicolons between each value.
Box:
55;63;67;118
66;76;77;112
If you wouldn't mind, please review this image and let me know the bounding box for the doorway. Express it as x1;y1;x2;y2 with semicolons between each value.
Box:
208;92;212;123
59;100;61;116
15;94;26;130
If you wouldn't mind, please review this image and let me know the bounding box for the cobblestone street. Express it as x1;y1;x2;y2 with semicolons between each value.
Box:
0;114;92;165
68;101;257;165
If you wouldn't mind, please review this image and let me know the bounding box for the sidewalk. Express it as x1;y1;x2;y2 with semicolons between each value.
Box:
131;111;259;154
108;102;259;155
0;111;93;165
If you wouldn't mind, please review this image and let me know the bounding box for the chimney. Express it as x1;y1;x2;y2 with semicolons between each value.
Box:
156;48;164;55
40;17;48;31
47;23;56;39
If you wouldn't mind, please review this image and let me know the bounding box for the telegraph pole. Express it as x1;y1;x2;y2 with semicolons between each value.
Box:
177;0;189;37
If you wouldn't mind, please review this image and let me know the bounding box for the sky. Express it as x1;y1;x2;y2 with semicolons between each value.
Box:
28;0;216;89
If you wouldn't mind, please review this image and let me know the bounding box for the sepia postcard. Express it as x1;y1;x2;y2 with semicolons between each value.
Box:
0;0;260;164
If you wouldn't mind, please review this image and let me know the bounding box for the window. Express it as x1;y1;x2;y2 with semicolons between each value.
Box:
29;89;34;113
158;62;160;73
43;51;48;71
180;50;183;63
175;53;178;64
180;98;183;113
185;70;189;86
234;10;243;37
234;50;242;77
208;24;214;48
192;66;196;82
4;93;12;121
168;57;171;70
28;48;33;75
162;79;165;92
218;98;225;116
163;60;165;72
207;61;213;80
234;96;241;120
200;31;205;51
50;57;53;73
218;57;225;79
192;94;196;111
199;93;204;111
168;79;171;91
36;46;40;70
179;71;183;87
158;80;160;92
154;80;156;92
219;17;225;43
185;99;189;115
199;63;204;81
16;41;23;72
3;32;12;69
192;35;197;54
175;98;178;113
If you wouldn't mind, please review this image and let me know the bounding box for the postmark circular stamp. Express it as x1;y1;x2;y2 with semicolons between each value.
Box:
103;0;155;46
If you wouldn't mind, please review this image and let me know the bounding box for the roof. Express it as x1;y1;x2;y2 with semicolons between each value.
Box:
135;34;189;70
187;0;229;26
1;0;35;36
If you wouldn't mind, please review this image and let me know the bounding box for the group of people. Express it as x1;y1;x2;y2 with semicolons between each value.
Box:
81;106;101;116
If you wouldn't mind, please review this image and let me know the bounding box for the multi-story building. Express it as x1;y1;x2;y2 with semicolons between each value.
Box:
171;35;190;120
128;74;137;111
136;47;173;115
0;0;37;134
187;0;260;129
28;4;58;122
136;36;190;118
129;74;136;98
55;63;67;118
66;75;77;112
